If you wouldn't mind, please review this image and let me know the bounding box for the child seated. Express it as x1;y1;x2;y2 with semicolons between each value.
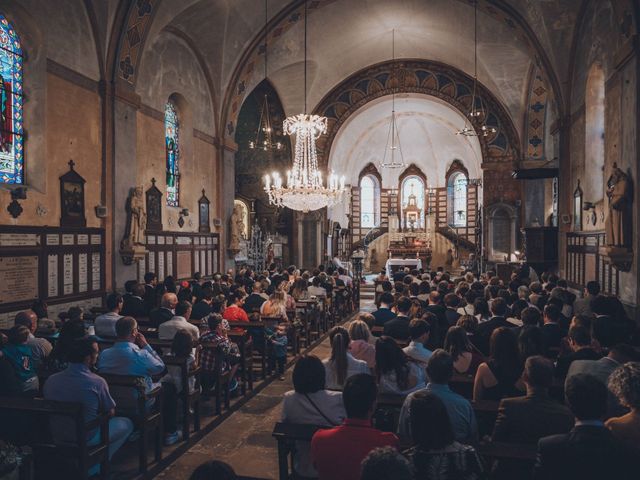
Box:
269;323;288;380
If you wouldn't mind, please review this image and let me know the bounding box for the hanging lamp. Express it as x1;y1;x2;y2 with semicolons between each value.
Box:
263;0;346;213
379;29;407;169
249;0;283;151
457;1;497;137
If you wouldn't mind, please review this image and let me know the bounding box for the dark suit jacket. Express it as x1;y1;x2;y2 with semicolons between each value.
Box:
445;308;461;327
149;307;174;328
143;284;157;314
475;316;510;356
372;307;397;327
493;392;574;444
383;315;410;340
541;323;565;356
555;348;602;378
121;295;146;318
535;425;637;480
191;300;213;320
243;293;267;314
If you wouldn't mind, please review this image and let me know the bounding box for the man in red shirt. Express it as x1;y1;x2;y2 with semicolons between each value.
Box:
311;373;398;480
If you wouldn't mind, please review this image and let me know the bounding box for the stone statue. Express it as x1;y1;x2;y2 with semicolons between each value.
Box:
229;204;244;252
606;163;632;247
129;186;146;246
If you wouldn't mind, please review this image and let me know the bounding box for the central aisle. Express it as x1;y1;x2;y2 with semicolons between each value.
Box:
155;285;375;479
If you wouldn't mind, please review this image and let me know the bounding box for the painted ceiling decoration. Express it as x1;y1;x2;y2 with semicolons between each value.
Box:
117;0;159;85
313;59;521;168
524;65;550;162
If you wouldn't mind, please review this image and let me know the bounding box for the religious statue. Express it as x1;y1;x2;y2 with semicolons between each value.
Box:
120;186;147;265
229;204;245;252
605;163;632;247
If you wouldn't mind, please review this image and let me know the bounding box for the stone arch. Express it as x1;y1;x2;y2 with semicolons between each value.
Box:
312;59;521;168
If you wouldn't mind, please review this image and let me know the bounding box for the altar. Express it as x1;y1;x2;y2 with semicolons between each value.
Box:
386;258;423;278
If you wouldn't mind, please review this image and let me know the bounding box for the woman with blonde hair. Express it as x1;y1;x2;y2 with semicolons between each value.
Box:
291;278;310;301
278;280;296;311
323;326;368;390
348;320;376;368
260;290;288;321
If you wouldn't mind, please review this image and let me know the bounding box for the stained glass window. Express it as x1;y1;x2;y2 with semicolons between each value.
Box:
360;175;377;228
0;15;24;184
165;102;180;206
451;172;467;227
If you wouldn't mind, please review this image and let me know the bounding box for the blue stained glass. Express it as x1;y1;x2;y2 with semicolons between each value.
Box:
165;102;179;206
0;14;24;184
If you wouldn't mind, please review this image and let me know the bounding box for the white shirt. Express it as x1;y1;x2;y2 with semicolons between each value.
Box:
308;285;327;297
158;316;200;341
339;274;353;287
379;361;426;395
94;311;122;338
403;341;433;365
322;353;369;390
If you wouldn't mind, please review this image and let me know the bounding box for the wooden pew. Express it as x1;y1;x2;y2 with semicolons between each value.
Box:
162;356;202;439
0;396;111;480
98;374;163;473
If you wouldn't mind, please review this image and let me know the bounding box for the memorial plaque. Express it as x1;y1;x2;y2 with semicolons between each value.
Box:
138;257;146;283
62;234;74;245
176;237;191;245
166;252;173;278
194;250;200;276
200;250;206;274
91;234;101;245
92;253;101;290
158;251;165;280
78;253;88;293
46;234;60;246
207;237;212;245
77;234;89;245
147;236;156;245
177;251;192;279
148;251;156;274
166;236;173;245
157;236;165;245
0;233;39;247
63;254;74;295
207;250;212;276
48;255;59;297
0;256;39;304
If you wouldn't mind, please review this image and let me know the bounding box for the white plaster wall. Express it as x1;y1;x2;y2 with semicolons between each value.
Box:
327;94;482;226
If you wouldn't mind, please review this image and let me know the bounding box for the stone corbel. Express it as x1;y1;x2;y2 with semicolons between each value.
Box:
598;246;633;272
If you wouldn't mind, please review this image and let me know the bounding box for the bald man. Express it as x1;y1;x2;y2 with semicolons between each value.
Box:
14;310;52;368
149;292;178;328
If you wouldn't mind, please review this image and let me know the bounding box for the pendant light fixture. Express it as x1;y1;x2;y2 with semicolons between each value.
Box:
379;29;407;169
457;1;497;137
263;0;346;212
249;0;283;151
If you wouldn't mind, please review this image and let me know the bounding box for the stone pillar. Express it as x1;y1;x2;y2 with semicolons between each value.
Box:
112;90;140;291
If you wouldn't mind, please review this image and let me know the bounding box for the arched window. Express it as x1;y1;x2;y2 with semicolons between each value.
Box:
584;64;604;201
450;172;468;227
360;175;379;228
401;175;425;229
0;15;24;184
165;101;180;206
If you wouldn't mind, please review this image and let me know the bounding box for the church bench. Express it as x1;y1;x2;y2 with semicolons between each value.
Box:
371;325;384;337
0;396;111;480
228;330;254;394
98;373;163;473
228;320;273;380
162;356;202;438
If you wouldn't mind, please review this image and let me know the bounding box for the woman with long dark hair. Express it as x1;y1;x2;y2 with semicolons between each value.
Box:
473;327;524;401
444;326;483;375
404;391;484;480
375;336;425;394
323;326;368;390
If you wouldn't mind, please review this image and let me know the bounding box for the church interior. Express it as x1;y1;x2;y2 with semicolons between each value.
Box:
1;0;640;479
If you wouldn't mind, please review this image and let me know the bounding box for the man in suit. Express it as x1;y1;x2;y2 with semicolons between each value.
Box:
535;373;637;480
121;283;146;317
555;325;602;378
424;291;447;345
372;292;397;327
572;281;599;317
243;282;267;314
383;296;411;341
541;303;566;356
475;298;510;356
565;344;638;418
143;272;158;314
493;356;574;443
443;293;461;327
149;293;177;328
191;287;214;321
392;267;408;283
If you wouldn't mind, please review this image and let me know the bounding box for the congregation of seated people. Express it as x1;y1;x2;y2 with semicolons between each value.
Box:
0;263;355;477
277;265;640;480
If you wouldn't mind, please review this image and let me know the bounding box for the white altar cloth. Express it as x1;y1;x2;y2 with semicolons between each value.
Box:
386;258;423;278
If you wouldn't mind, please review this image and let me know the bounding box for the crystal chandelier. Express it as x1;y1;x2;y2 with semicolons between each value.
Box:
263;0;346;212
250;0;282;151
457;1;497;138
380;29;407;170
